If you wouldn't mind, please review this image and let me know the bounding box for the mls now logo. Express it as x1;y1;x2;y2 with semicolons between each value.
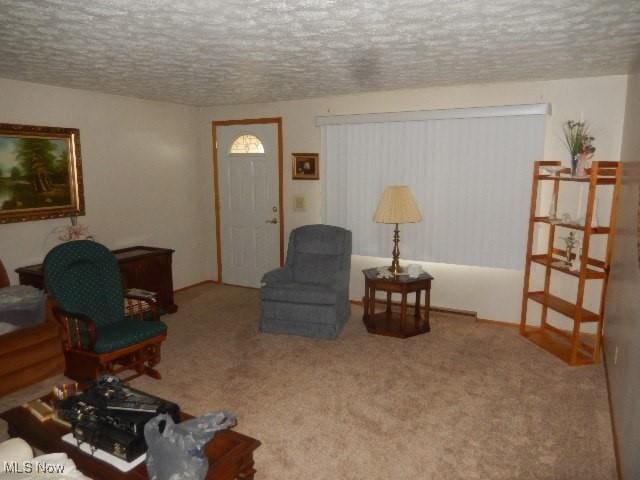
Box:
3;461;66;474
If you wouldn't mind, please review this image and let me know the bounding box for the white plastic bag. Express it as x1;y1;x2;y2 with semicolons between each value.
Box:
144;412;236;480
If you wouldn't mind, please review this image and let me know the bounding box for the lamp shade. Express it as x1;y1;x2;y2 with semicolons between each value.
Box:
373;185;422;224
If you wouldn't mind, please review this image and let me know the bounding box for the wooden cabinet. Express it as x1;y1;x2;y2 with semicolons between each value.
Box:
113;247;177;314
520;161;621;365
16;246;178;314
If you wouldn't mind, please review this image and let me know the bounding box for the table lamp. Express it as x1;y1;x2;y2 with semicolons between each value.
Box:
373;185;422;275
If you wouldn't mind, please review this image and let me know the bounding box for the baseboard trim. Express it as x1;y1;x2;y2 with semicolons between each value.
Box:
349;299;476;318
476;318;519;329
602;348;623;480
175;281;261;292
431;306;476;318
174;280;216;293
221;283;259;291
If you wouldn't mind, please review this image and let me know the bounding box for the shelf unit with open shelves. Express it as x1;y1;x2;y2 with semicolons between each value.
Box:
519;160;621;365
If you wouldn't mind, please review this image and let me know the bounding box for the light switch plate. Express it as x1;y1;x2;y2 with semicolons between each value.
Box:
294;195;306;212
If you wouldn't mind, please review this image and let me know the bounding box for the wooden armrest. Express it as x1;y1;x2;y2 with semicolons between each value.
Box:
50;304;97;350
123;293;160;321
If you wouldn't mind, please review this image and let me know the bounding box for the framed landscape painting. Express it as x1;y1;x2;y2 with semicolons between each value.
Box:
0;123;85;224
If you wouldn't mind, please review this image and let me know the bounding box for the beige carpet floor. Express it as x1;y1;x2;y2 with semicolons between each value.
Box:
1;283;617;479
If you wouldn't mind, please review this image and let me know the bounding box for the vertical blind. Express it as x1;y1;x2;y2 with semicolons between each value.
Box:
319;104;547;270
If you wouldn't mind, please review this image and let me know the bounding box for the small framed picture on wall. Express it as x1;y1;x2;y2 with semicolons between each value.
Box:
292;153;319;180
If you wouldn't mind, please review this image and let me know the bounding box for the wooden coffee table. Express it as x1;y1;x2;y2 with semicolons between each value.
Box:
0;398;260;480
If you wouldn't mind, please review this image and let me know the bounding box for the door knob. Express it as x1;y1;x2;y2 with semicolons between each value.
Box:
266;218;278;224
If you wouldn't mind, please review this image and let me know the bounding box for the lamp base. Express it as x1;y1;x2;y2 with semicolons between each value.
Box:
387;265;404;276
389;223;402;276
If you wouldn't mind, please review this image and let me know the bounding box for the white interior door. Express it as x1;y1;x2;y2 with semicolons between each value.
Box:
217;123;280;287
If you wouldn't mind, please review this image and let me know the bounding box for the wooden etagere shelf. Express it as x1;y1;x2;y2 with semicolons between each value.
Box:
520;160;622;366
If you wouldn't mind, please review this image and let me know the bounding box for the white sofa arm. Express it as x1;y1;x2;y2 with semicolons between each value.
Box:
0;437;33;462
0;437;92;479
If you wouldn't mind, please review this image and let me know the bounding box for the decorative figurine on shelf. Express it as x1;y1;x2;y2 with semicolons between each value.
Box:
561;231;580;267
563;120;596;177
561;212;573;224
543;166;563;176
548;191;558;222
376;266;395;279
407;264;423;278
571;247;583;273
577;151;595;177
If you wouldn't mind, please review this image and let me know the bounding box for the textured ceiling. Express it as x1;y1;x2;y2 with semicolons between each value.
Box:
0;0;639;106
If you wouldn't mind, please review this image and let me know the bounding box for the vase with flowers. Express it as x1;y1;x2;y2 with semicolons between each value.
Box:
563;120;595;177
54;215;92;241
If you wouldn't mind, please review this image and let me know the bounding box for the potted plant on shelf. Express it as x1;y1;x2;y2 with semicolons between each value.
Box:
561;231;580;268
563;120;596;177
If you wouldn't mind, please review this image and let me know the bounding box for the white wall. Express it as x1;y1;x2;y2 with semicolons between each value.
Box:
604;72;640;480
0;78;207;289
200;75;628;323
0;75;627;324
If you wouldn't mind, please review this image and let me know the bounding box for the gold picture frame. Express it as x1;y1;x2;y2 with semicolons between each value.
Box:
0;123;85;224
292;153;319;180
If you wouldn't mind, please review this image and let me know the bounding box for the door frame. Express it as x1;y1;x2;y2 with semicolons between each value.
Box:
211;117;284;283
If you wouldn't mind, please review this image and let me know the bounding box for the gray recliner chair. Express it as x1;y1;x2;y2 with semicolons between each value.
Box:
260;224;352;340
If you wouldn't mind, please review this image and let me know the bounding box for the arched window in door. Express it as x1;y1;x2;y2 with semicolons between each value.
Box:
229;134;265;154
